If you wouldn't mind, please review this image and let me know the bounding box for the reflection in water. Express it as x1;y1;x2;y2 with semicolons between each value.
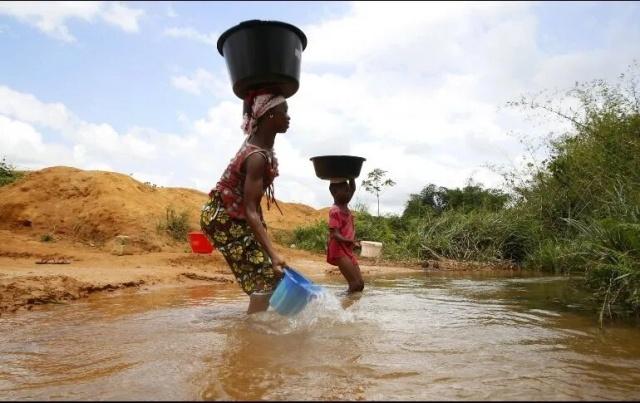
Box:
200;291;369;400
1;272;640;400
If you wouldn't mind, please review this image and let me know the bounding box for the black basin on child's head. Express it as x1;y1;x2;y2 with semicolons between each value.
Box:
310;155;366;180
217;20;307;99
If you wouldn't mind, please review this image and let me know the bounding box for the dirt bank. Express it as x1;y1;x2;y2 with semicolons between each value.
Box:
0;233;517;316
0;229;426;315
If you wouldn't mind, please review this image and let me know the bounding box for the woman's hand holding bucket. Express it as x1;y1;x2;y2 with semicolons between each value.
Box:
271;255;287;279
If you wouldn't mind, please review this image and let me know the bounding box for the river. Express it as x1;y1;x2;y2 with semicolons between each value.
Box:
1;270;639;400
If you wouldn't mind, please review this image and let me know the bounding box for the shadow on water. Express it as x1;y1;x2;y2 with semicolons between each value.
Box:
1;270;640;400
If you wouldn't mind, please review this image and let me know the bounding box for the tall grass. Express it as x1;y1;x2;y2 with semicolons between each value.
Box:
419;209;536;264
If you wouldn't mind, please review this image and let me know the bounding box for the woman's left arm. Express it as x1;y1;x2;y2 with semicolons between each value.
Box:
243;154;286;277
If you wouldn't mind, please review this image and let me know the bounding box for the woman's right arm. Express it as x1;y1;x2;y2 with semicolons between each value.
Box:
243;153;286;276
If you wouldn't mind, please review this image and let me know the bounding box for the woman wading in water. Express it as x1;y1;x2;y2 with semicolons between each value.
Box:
200;91;290;314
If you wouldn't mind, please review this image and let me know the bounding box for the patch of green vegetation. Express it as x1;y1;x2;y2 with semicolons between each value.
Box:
40;234;54;242
157;206;190;241
0;157;24;187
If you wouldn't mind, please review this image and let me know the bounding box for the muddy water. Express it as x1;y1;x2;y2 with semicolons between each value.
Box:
1;271;640;400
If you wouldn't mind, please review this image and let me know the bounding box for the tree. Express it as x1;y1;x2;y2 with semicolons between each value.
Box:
444;179;510;213
402;181;510;218
361;168;396;217
403;183;448;218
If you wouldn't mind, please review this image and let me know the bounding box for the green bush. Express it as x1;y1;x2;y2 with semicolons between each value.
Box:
40;233;54;242
355;210;420;262
289;219;328;253
0;157;22;187
157;206;190;241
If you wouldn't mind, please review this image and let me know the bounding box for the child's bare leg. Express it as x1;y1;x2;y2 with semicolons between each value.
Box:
352;263;364;292
336;256;365;293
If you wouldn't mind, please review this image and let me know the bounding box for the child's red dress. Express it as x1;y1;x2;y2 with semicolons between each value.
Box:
326;204;357;266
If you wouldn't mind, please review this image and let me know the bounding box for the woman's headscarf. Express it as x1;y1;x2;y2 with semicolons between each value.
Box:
241;91;286;136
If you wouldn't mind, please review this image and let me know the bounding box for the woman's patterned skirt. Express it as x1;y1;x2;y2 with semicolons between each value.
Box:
200;190;278;295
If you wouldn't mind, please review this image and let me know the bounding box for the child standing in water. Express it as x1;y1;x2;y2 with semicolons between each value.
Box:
326;178;364;293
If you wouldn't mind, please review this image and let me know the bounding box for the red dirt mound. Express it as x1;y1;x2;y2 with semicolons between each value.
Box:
0;166;328;252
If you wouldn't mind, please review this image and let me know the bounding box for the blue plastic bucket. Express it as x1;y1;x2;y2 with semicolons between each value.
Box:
269;267;323;316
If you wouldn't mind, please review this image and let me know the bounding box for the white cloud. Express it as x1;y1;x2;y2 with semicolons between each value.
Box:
0;115;70;166
0;86;164;172
166;4;178;19
163;26;218;47
303;2;529;68
0;86;73;132
171;68;229;96
0;1;144;42
0;115;45;154
100;1;144;33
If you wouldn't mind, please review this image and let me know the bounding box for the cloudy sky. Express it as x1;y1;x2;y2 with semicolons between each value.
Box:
1;1;639;215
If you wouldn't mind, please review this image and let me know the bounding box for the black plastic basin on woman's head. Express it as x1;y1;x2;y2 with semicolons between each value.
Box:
310;155;366;180
217;20;307;99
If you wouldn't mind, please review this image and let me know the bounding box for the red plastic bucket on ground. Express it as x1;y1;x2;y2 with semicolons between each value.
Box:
188;231;214;254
